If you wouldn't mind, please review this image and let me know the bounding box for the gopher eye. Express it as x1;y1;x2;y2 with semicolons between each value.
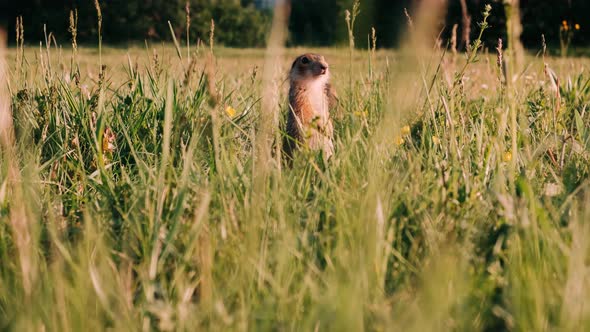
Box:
301;57;310;64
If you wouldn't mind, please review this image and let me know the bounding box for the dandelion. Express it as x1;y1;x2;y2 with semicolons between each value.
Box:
225;106;237;118
575;24;580;30
401;125;411;136
394;136;404;146
432;136;440;144
503;151;512;162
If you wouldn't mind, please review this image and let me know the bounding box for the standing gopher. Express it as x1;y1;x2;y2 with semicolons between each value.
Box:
283;53;337;162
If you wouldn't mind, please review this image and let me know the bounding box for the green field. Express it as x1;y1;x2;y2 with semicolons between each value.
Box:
2;18;590;331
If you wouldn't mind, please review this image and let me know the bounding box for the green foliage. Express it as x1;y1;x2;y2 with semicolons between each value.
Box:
0;0;270;47
208;2;270;47
2;0;590;48
3;4;590;328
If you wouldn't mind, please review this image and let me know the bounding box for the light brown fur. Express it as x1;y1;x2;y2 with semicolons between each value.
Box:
283;53;336;162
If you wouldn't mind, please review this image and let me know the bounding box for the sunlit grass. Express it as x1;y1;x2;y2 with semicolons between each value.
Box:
2;11;590;331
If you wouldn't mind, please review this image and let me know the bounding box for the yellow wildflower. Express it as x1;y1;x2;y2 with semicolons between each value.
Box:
432;136;440;144
401;125;411;136
101;127;116;165
394;136;404;146
575;24;580;30
354;110;368;117
503;151;512;162
102;127;116;154
225;106;237;118
562;20;569;31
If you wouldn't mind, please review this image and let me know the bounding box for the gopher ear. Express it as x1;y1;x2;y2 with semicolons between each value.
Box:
291;57;298;70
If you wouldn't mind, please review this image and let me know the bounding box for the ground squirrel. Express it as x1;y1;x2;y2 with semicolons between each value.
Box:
284;53;337;162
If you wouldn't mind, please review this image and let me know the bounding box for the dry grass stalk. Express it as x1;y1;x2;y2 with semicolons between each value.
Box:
371;27;377;56
206;20;219;105
560;197;590;328
15;19;20;71
408;0;448;52
186;1;191;62
369;27;377;82
0;28;37;297
256;0;289;176
459;0;471;50
541;34;547;62
504;0;525;71
451;23;458;56
371;0;448;248
253;0;290;288
15;16;24;77
403;8;414;31
496;38;505;86
189;191;212;305
345;1;360;104
69;10;78;51
209;19;215;55
183;56;198;87
167;21;183;61
345;0;360;51
371;0;448;175
94;0;103;68
43;25;53;78
545;63;561;128
204;19;222;180
0;29;14;146
69;9;79;75
197;227;213;305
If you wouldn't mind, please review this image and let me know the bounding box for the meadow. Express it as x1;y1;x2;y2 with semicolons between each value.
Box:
2;5;590;331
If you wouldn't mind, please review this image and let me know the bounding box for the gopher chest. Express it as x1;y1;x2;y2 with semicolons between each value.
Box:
298;84;330;129
288;85;333;159
309;87;330;124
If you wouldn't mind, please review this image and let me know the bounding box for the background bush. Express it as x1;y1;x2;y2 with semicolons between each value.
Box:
0;0;271;47
0;0;589;49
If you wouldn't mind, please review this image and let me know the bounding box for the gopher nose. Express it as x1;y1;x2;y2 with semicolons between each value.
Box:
319;64;328;75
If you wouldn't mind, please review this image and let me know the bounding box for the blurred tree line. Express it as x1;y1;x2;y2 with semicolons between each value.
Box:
290;0;590;50
0;0;588;49
0;0;271;47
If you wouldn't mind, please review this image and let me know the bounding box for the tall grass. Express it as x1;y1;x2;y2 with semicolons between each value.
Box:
2;2;590;331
